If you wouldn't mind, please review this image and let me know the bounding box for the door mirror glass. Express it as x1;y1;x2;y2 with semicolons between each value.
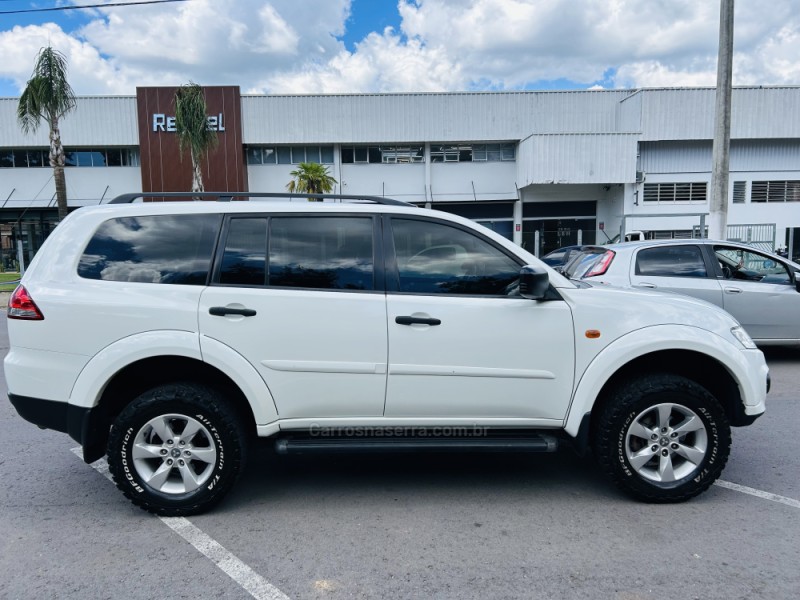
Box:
519;266;549;300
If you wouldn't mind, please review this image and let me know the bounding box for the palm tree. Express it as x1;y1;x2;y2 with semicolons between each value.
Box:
286;162;338;200
17;46;76;221
174;83;218;193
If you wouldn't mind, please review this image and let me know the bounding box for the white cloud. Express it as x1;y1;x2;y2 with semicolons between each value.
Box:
0;0;797;96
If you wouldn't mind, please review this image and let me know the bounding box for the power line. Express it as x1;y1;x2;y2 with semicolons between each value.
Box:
0;0;191;14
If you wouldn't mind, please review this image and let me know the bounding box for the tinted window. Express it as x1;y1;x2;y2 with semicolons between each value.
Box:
715;246;791;284
220;218;267;285
269;217;374;290
635;246;707;278
78;214;221;284
391;219;520;295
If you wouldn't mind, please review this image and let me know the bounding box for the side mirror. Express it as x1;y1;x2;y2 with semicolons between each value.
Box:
519;265;549;300
795;271;800;293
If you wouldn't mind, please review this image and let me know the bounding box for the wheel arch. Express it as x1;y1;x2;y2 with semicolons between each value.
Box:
565;326;758;448
68;331;278;463
80;355;259;463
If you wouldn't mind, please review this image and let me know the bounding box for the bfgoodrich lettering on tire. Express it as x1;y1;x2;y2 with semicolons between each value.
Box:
107;382;247;516
593;374;731;503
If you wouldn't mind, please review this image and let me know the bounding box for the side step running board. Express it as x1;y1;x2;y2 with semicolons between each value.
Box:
275;435;558;455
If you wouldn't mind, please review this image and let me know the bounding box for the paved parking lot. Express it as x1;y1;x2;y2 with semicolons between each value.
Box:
0;320;798;599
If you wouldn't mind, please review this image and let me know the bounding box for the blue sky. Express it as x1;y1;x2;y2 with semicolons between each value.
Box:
0;1;797;97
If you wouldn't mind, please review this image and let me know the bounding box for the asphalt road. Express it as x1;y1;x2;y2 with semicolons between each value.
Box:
0;320;798;599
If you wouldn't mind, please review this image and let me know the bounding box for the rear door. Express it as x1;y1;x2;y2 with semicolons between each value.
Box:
629;244;723;306
199;214;388;419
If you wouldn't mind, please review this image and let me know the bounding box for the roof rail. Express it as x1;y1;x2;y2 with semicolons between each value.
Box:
107;192;414;207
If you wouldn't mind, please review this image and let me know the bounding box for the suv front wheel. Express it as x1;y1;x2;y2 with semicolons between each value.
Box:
107;382;247;516
593;374;731;503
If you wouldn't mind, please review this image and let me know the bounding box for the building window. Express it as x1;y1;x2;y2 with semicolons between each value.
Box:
732;181;746;204
430;143;515;163
0;148;139;168
340;145;424;164
246;145;334;165
642;182;707;203
751;180;800;203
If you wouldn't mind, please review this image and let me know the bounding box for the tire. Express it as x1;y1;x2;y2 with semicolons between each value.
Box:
107;382;247;516
593;374;731;503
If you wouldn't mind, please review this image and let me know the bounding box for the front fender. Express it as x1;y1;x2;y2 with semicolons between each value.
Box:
564;324;768;437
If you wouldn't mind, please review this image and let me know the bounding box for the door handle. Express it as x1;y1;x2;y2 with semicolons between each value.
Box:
209;306;257;317
635;282;657;289
395;316;441;326
724;287;743;294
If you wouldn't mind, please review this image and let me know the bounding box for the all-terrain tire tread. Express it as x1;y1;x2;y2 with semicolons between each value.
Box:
107;382;247;516
593;373;731;503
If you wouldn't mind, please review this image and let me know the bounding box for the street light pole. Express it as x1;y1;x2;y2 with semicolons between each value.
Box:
708;0;735;240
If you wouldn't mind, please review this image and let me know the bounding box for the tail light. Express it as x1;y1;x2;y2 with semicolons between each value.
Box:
585;250;615;277
8;285;44;320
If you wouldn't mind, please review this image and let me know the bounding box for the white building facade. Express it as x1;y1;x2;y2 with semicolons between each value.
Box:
1;86;799;267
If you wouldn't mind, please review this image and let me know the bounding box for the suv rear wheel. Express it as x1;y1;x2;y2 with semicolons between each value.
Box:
107;382;247;516
593;374;731;502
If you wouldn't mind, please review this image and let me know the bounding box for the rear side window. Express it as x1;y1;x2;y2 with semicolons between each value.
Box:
78;214;221;284
268;217;374;290
635;246;707;278
219;218;268;286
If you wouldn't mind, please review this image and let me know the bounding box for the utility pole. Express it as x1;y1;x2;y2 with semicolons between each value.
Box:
708;0;734;240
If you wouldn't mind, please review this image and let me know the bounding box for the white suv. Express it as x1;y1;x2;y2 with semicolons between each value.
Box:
5;193;769;515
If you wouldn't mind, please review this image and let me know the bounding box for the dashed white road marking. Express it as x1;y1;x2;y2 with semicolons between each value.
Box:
715;479;800;509
71;447;290;600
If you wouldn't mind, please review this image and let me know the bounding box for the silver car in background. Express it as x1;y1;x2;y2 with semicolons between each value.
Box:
563;239;800;346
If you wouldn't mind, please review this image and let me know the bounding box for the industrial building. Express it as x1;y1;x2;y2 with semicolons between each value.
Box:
1;85;799;268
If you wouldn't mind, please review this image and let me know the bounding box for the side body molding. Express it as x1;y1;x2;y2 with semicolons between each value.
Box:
564;324;767;437
200;335;279;423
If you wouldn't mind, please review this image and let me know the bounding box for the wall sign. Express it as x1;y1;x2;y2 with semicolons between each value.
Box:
136;86;246;195
152;113;226;133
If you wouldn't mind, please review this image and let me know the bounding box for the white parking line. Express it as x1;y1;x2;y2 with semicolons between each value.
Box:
71;448;290;600
715;479;800;509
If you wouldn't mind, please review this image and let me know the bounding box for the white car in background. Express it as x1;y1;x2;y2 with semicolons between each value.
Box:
563;239;800;346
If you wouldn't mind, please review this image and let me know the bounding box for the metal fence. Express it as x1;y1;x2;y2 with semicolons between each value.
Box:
724;223;776;253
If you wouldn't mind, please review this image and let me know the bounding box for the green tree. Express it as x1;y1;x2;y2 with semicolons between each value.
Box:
174;83;218;193
286;162;338;200
17;46;76;221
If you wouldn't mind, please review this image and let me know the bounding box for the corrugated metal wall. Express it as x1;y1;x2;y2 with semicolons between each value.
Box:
517;133;639;185
640;139;800;173
639;87;800;140
240;90;633;144
0;96;139;146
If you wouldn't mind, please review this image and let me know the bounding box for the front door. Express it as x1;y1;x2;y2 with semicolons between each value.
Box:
384;216;575;421
713;244;800;342
199;214;387;419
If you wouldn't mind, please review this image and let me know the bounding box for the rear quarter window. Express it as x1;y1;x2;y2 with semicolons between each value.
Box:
78;214;221;284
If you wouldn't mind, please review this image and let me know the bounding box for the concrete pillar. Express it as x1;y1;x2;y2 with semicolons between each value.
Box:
513;199;523;246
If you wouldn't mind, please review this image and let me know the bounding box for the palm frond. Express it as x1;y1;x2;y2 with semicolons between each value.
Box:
285;162;338;195
17;47;76;133
174;83;218;161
